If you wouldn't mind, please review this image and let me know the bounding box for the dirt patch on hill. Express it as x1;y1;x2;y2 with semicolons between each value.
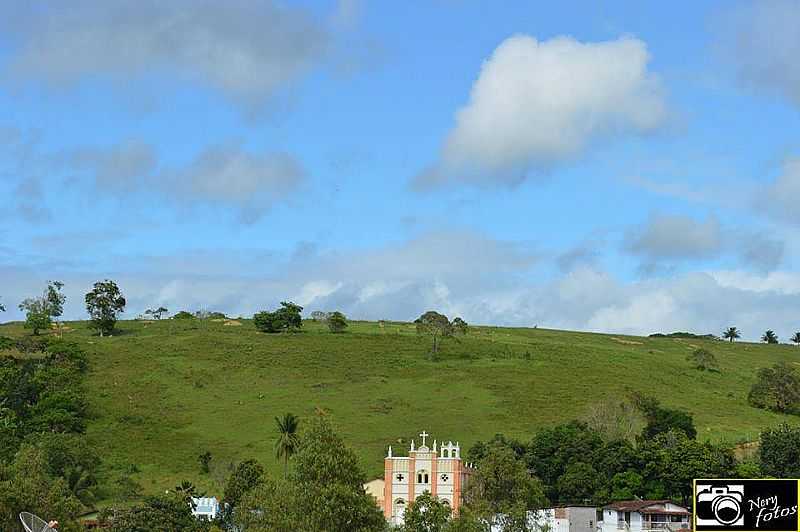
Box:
223;320;242;326
611;337;643;345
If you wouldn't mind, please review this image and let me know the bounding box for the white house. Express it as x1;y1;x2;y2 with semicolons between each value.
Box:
490;506;598;532
599;500;690;532
191;497;220;520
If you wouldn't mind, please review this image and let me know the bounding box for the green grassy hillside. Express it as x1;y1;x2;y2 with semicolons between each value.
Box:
1;318;798;503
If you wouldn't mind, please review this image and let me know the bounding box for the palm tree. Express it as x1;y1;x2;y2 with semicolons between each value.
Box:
275;412;300;478
791;332;800;346
723;327;741;343
762;330;779;344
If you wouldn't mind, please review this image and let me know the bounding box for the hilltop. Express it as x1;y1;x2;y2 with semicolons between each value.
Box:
1;318;797;503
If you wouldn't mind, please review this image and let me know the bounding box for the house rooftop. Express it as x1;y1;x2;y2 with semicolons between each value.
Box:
604;500;689;515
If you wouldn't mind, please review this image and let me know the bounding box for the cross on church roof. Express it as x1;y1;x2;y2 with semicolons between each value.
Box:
419;431;429;447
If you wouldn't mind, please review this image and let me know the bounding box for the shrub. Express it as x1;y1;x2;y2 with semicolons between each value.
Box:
172;311;195;320
327;311;348;333
749;363;800;414
254;302;303;334
687;348;719;371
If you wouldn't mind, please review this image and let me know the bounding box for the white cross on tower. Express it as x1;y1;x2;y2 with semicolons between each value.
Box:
419;431;429;447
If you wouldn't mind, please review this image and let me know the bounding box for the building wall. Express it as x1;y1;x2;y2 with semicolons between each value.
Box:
567;507;599;532
383;448;472;524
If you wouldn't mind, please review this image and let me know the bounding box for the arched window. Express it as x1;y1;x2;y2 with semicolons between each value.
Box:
417;470;430;484
394;499;406;519
442;449;450;458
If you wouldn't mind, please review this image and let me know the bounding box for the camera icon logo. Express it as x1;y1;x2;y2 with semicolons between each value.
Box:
696;484;745;527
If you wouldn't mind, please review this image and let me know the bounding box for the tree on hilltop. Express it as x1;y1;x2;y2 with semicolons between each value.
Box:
19;280;66;335
762;330;779;344
415;310;453;355
85;280;126;337
253;301;303;333
791;332;800;346
723;327;741;342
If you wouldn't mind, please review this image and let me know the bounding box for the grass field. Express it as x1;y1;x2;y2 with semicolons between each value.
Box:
1;318;798;504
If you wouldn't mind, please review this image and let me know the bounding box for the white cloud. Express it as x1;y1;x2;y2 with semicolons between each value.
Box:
710;270;800;296
3;233;798;342
416;35;667;187
294;280;344;307
717;0;800;106
1;1;329;113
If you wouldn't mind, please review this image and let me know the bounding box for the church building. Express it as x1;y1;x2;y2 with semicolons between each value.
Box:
383;431;474;525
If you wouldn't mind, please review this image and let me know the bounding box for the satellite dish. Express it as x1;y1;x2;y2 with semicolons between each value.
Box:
19;512;56;532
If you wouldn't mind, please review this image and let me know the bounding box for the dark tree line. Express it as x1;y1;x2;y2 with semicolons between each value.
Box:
0;339;97;530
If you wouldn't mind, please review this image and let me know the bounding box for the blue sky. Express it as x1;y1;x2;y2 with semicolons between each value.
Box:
1;0;799;340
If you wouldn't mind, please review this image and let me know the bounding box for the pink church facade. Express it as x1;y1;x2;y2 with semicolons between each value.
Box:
383;431;474;526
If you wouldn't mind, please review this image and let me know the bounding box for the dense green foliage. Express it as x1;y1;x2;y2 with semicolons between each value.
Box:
233;417;385;531
222;459;265;512
748;363;800;414
253;301;303;333
100;495;207;532
403;492;453;532
633;394;697;439
466;443;548;529
649;332;718;340
327;311;349;333
0;339;94;530
473;416;733;507
759;423;800;477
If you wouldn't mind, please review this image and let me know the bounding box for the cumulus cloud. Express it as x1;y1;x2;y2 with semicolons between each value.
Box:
416;35;667;187
624;213;783;272
717;0;800;106
1;0;329;113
